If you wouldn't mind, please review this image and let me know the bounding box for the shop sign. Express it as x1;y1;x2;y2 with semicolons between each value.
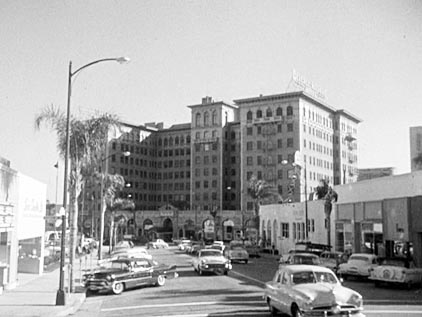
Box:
203;219;214;233
0;204;14;228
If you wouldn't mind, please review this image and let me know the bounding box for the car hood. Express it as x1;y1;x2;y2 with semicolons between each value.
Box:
294;283;360;305
85;268;128;278
200;256;227;263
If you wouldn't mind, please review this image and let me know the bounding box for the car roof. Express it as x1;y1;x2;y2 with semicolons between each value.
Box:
292;252;318;257
350;253;376;258
279;264;332;273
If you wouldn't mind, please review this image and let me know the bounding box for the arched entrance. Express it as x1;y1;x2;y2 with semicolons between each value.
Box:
143;219;155;241
184;219;196;240
222;219;234;241
161;218;173;242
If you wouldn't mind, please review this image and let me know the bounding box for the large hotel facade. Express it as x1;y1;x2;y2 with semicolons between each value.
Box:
81;91;360;243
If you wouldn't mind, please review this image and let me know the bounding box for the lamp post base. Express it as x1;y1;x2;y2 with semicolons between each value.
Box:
56;289;66;306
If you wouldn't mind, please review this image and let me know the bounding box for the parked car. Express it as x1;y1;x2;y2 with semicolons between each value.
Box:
82;258;177;295
279;252;321;267
192;249;232;275
178;239;192;251
224;246;249;264
319;251;344;274
264;265;364;317
337;253;378;279
147;239;169;249
369;257;422;288
114;240;134;251
111;247;152;260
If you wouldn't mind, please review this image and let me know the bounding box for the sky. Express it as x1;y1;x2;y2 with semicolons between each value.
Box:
1;0;422;204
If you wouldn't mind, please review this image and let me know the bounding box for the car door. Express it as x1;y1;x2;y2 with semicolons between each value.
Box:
132;260;153;286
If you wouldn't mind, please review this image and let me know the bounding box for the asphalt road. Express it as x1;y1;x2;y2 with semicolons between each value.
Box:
74;246;422;317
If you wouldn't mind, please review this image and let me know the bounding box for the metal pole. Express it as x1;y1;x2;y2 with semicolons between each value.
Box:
304;160;308;241
56;61;72;306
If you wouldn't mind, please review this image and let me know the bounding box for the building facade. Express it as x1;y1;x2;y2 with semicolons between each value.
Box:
81;91;360;243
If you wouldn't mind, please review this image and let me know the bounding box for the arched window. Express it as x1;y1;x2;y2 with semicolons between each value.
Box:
212;130;217;138
256;109;262;118
212;110;217;125
204;112;210;126
175;136;179;145
163;138;168;146
169;137;173;146
287;106;293;116
276;107;283;116
195;132;200;139
247;111;253;121
158;138;163;146
180;136;184;145
195;112;201;127
266;107;272;117
203;131;209;139
186;135;191;144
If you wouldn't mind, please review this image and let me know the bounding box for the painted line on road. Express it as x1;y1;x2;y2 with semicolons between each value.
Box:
142;312;269;317
365;310;422;315
101;300;266;312
229;270;266;287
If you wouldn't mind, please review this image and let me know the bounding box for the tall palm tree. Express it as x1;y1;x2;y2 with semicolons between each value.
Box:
35;105;120;291
315;179;338;248
247;175;278;243
106;197;135;252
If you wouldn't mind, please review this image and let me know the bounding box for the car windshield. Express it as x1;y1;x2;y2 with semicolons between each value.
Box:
382;259;406;267
102;261;129;270
349;256;370;263
291;271;337;285
200;250;222;257
292;255;320;265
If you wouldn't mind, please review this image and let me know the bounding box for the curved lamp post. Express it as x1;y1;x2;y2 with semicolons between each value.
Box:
56;56;129;306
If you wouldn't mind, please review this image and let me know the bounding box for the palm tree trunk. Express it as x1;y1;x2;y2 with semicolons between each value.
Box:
109;212;114;253
69;193;79;292
98;197;106;259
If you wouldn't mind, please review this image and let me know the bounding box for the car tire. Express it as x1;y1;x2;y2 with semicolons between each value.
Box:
291;304;303;317
224;270;228;276
244;260;248;264
267;299;278;316
156;275;166;286
112;282;124;295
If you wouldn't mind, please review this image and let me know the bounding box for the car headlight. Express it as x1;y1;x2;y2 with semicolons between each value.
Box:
350;294;363;307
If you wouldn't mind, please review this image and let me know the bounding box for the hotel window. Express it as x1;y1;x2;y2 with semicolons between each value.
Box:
247;142;253;151
277;124;282;133
257;140;262;150
282;223;289;238
287;106;293;116
287;123;293;132
212;111;217;125
277;139;282;149
266;107;272;117
257;156;262;165
276;107;282;116
256;109;262;118
247;127;253;135
287;138;294;147
247;156;253;165
246;111;253;121
257;126;262;135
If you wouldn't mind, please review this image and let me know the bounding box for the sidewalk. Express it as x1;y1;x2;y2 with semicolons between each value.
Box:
0;250;100;317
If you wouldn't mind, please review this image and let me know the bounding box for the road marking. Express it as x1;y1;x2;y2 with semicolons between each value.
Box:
143;312;269;317
365;310;422;315
229;270;266;287
101;300;266;312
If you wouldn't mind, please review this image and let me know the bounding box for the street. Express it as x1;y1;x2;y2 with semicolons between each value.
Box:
74;247;422;317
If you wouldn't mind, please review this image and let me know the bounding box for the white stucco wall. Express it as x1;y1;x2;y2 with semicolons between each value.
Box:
334;170;422;204
260;200;334;256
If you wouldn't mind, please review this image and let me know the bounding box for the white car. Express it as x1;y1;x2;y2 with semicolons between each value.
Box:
111;247;152;260
338;253;378;279
192;249;232;275
148;239;169;249
264;265;364;317
178;240;192;251
369;257;422;289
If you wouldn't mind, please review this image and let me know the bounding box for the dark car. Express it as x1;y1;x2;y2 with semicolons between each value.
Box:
82;258;177;295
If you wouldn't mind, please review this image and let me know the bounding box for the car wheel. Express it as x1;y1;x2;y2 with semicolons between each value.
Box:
156;275;166;286
267;299;278;316
291;304;303;317
244;260;248;264
112;282;124;295
224;270;228;276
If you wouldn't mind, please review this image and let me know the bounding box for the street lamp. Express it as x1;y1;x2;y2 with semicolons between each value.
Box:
281;156;309;241
56;56;129;306
98;150;130;260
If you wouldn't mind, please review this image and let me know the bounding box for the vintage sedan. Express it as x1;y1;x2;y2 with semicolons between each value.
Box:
337;253;378;279
224;246;249;264
369;257;422;288
279;252;321;267
111;247;152;260
192;249;232;275
82;258;177;295
264;265;365;317
147;239;169;249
